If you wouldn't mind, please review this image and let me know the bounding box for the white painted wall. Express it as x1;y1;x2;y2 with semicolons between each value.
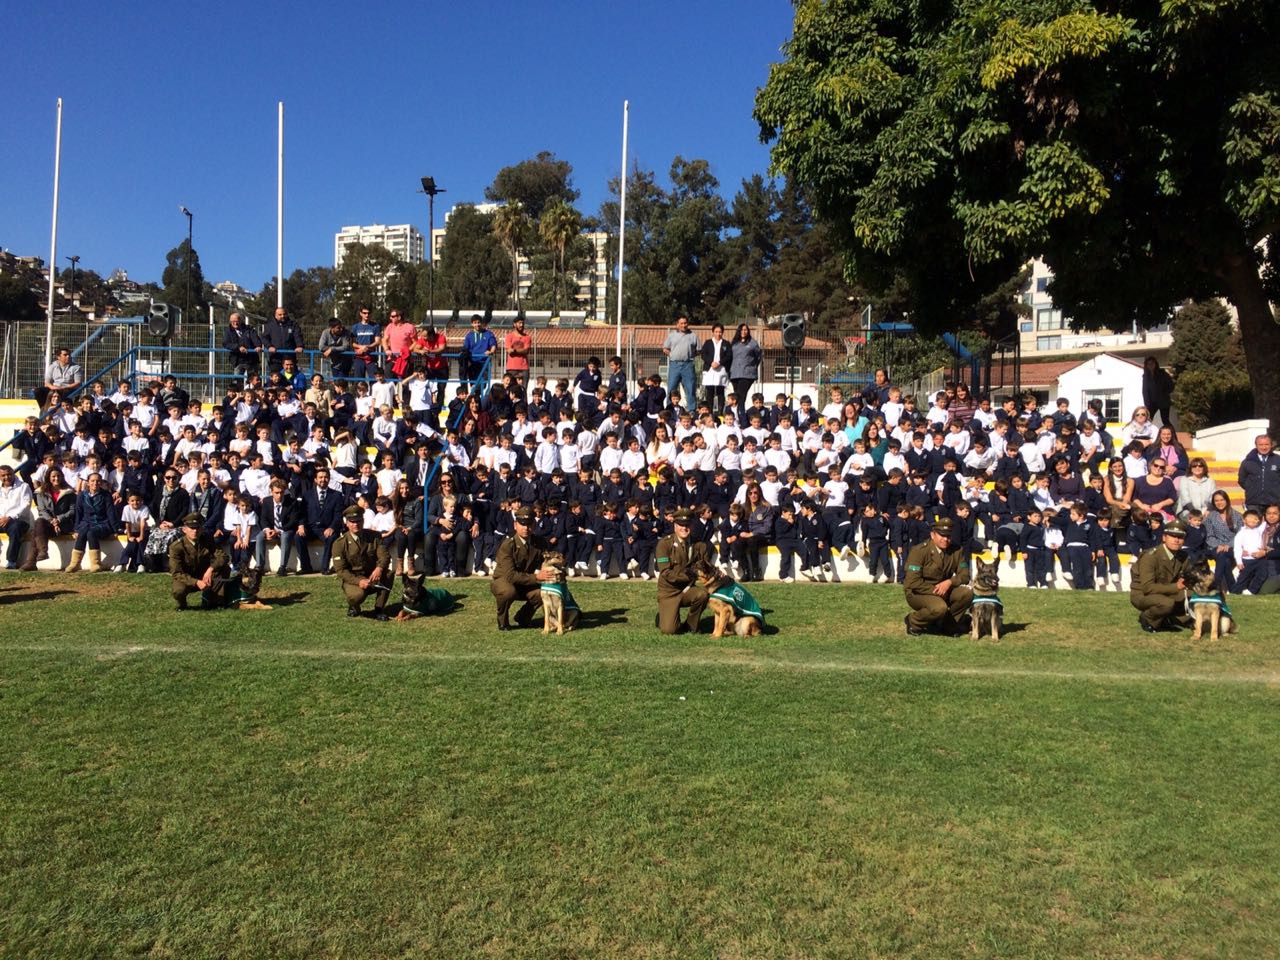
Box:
1055;354;1145;422
1194;419;1272;462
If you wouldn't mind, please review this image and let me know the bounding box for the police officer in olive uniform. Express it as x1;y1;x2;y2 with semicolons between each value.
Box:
332;505;393;620
490;506;555;630
902;517;973;636
1130;520;1192;633
655;507;711;635
170;512;233;610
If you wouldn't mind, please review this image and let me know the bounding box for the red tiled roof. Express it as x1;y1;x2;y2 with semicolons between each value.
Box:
1019;352;1144;387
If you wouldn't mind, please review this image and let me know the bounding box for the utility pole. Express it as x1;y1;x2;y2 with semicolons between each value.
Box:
419;177;445;328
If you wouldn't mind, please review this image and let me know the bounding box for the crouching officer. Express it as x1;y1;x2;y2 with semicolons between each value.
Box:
1130;520;1191;633
170;512;232;610
903;517;973;636
655;507;710;634
490;506;554;630
333;505;392;620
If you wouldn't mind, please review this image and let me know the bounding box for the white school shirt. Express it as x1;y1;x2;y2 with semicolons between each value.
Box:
775;425;798;453
598;445;624;475
943;430;972;458
255;438;276;466
822;479;850;506
759;479;783;505
740;448;763;473
674;449;702;474
1020;445;1046;475
843;451;874;477
576;430;599;459
376;468;403;497
493;447;518;472
881;401;904;427
621;449;648;475
821;401;845;423
649;439;677;465
370;381;396;409
535;440;561;474
121;504;151;531
355;396;375;418
764;448;791;475
559;442;582;475
814;447;841;475
882;451;907;475
406;378;433;412
715;424;741;449
716;448;742;472
1234;524;1265;566
367;510;397;534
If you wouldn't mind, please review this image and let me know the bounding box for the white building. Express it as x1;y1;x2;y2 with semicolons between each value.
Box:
1054;353;1146;424
334;224;425;270
1019;258;1171;356
433;203;611;320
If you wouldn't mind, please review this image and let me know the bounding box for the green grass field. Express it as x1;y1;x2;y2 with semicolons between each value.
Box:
2;572;1277;959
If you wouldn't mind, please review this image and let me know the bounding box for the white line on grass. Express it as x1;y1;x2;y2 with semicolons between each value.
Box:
7;642;1280;687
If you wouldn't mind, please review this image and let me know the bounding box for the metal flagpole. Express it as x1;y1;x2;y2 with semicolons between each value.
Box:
615;100;628;358
277;101;284;308
45;98;64;375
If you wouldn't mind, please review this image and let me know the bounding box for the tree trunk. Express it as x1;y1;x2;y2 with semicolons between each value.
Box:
1221;251;1280;439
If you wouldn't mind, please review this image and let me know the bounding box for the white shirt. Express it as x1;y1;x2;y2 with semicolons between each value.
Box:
0;480;33;518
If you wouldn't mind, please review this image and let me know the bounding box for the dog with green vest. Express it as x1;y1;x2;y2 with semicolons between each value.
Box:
696;561;765;638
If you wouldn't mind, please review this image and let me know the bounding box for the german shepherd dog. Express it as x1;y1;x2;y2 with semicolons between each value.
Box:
538;551;580;634
395;572;457;621
969;558;1003;641
1186;560;1237;641
228;567;271;610
696;562;763;638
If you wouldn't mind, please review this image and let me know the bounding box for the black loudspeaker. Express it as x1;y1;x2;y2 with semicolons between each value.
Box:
148;302;180;337
781;314;806;349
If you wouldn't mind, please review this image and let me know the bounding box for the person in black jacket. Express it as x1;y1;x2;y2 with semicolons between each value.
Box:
302;466;344;574
263;307;304;373
255;480;307;574
223;313;261;379
424;474;473;576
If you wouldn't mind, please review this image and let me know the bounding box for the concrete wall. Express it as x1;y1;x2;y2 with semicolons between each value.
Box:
1194;419;1272;463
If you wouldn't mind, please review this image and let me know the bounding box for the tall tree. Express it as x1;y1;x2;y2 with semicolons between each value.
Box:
755;0;1280;433
486;151;579;222
252;267;337;344
159;238;208;321
332;242;403;323
0;262;44;324
538;198;582;315
438;204;510;313
492;201;530;309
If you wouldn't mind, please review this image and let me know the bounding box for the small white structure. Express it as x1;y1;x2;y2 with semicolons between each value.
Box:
1055;353;1145;424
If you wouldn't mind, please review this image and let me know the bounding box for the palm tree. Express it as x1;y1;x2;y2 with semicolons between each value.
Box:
491;201;528;308
538;199;582;316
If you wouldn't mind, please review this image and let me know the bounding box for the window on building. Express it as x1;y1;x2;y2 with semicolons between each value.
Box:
774;361;803;381
1036;336;1062;351
1036;307;1065;331
1035;277;1049;293
1082;390;1122;423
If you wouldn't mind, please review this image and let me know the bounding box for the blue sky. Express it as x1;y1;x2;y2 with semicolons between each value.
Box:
0;0;797;291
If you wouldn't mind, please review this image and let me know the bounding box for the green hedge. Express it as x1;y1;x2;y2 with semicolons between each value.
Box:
1172;369;1254;433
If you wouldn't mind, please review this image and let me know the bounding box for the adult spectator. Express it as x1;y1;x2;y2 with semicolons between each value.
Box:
490;506;554;630
861;368;892;408
504;314;532;403
332;505;392;620
301;467;343;574
1142;357;1175;428
37;347;82;408
728;323;762;413
700;323;729;415
1130;520;1191;633
462;314;497;384
223;313;261;380
1238;434;1280;513
1145;425;1189;481
0;465;33;570
948;383;977;424
382;309;417;379
28;467;74;570
304;373;334;423
317;317;353;378
662;316;700;412
263;307;304;373
169;512;234;610
1131;456;1177;521
655;507;710;634
68;471;114;573
254;480;306;575
1257;504;1280;594
1204;490;1243;591
902;517;973;636
424;473;474;576
351;307;381;371
414;323;450;412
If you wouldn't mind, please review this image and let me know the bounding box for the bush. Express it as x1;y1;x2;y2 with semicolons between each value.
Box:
1172;369;1253;432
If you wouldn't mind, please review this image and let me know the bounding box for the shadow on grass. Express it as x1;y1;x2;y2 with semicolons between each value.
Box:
578;606;630;629
0;588;76;604
259;591;311;607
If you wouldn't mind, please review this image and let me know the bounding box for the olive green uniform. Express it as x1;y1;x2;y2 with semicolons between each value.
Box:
169;533;232;609
1129;544;1190;630
655;535;710;634
903;540;973;633
490;534;548;627
332;530;392;612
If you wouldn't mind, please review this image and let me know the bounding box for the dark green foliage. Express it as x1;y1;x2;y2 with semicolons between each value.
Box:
159;238;208;319
1168;300;1244;375
756;0;1280;431
437;205;510;314
485;151;579;222
0;272;43;323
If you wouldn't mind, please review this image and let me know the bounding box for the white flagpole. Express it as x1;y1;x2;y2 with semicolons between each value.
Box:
277;101;284;308
615;100;629;358
45;98;64;376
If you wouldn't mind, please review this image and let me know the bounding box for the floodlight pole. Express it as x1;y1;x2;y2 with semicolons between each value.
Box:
419;176;445;327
